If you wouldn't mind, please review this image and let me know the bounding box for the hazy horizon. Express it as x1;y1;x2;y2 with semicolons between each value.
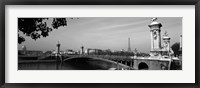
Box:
18;17;182;53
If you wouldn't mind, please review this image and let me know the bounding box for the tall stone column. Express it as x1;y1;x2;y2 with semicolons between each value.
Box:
148;18;162;52
162;31;171;52
56;41;60;55
81;46;84;55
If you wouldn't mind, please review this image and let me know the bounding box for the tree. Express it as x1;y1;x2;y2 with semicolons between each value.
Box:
18;18;67;44
171;42;180;57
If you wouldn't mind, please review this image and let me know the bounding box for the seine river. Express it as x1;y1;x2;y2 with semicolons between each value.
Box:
18;62;113;70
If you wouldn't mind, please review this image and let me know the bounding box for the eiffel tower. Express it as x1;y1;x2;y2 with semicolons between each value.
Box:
128;37;131;52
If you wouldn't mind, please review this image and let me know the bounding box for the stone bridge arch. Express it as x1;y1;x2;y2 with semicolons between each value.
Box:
138;62;149;70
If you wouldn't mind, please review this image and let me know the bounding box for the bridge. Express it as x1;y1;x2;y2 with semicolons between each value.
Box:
60;55;179;70
19;54;181;70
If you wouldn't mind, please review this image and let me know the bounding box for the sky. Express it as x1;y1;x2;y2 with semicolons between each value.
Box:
18;17;182;53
